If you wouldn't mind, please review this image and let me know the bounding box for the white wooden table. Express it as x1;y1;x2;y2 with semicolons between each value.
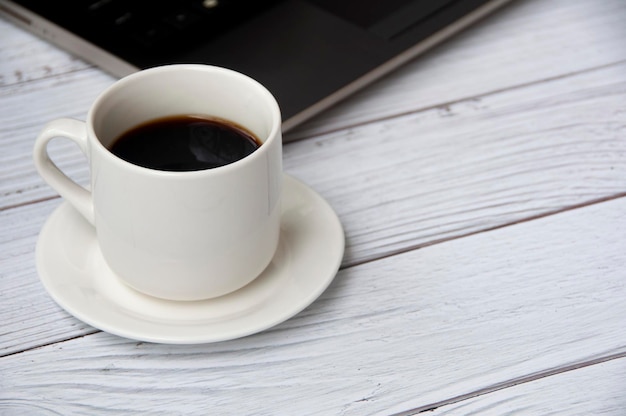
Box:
2;0;626;414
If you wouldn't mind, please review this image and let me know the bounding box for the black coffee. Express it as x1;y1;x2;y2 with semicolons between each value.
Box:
109;115;262;171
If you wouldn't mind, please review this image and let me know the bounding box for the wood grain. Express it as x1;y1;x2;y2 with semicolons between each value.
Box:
2;194;625;415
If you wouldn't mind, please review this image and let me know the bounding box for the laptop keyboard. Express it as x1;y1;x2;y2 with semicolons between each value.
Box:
82;0;278;49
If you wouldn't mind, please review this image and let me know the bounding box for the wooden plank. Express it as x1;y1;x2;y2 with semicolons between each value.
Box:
284;61;626;266
2;193;625;414
0;199;99;356
0;18;92;87
420;356;626;415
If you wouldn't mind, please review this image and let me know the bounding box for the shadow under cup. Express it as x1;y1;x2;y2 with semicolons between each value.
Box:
87;65;283;301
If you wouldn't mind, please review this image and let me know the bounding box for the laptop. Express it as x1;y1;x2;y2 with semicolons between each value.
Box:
0;0;512;138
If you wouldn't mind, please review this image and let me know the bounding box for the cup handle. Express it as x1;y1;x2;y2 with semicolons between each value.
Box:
33;118;95;226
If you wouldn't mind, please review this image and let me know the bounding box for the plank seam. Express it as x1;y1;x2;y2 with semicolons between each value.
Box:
343;191;626;269
390;351;626;415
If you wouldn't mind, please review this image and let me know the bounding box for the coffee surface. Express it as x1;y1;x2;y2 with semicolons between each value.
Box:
109;115;261;171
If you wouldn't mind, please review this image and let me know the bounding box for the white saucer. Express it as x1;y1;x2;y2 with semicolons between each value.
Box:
36;175;344;344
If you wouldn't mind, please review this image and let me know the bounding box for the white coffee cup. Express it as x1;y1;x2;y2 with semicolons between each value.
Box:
33;64;283;301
